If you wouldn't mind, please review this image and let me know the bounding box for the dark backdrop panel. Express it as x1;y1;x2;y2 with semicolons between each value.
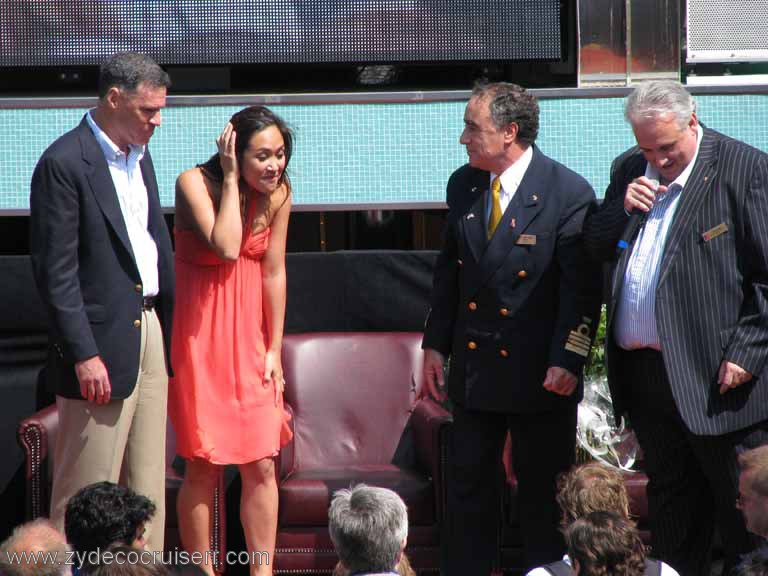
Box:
286;250;436;332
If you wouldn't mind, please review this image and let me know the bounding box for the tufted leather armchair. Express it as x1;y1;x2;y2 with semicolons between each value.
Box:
274;332;451;574
17;406;228;572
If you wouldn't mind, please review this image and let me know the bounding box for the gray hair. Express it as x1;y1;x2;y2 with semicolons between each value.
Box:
328;484;408;574
98;52;171;99
625;80;696;130
0;519;70;576
472;82;539;146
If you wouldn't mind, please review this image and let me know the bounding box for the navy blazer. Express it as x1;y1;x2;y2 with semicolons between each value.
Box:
30;116;175;400
423;146;601;413
584;127;768;435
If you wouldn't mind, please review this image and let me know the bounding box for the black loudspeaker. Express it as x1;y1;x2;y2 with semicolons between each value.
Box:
686;0;768;64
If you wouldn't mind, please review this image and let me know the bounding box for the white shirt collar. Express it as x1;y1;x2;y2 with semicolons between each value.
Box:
491;145;534;196
86;110;145;163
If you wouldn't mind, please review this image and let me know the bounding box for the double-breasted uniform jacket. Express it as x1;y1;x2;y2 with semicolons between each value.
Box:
583;127;768;435
423;146;602;413
30;117;175;400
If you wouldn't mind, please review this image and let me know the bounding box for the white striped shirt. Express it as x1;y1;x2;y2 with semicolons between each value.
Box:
614;126;703;350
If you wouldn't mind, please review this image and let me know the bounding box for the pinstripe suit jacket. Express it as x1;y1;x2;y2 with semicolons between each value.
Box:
583;127;768;435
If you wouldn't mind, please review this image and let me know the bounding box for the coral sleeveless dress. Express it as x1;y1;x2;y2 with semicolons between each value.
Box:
169;205;292;464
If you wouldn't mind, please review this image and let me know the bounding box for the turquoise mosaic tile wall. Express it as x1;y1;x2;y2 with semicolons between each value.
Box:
2;94;768;210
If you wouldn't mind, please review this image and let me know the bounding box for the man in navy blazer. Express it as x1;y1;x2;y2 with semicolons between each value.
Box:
583;80;768;575
422;83;601;574
30;52;174;552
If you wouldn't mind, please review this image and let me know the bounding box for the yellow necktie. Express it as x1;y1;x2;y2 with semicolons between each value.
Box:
488;176;502;239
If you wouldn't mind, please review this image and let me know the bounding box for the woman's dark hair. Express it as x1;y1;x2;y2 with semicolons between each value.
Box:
199;106;293;188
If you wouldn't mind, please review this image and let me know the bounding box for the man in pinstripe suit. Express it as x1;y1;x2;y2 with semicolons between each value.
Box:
583;80;768;575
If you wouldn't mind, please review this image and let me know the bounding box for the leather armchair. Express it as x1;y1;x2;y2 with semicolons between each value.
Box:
17;405;228;572
275;332;451;574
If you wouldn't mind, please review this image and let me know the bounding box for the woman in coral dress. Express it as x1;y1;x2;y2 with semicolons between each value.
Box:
170;106;293;576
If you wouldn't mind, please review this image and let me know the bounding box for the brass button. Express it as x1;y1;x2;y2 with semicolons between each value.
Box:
135;284;142;293
458;259;463;266
499;348;509;358
133;319;142;328
468;301;477;311
467;341;477;350
518;270;527;279
500;308;509;316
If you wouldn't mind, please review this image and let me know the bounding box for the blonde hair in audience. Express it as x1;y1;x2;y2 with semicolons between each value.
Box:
556;462;631;528
739;445;768;497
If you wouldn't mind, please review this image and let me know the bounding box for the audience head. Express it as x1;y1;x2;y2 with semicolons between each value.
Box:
0;519;69;576
88;545;169;576
566;511;646;576
65;481;156;560
738;446;768;539
557;462;631;528
200;106;293;192
733;547;768;576
332;552;416;576
328;484;408;575
166;562;207;576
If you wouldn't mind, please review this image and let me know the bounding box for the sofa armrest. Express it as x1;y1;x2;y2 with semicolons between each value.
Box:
411;398;452;521
278;403;296;481
17;404;59;519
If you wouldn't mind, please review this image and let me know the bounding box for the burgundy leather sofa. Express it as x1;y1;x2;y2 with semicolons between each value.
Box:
274;332;452;574
17;407;228;572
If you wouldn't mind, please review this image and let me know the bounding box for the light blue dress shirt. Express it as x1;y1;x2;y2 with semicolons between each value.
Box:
614;126;703;350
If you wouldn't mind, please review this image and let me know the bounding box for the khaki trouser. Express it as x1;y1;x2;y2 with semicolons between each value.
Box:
50;308;168;552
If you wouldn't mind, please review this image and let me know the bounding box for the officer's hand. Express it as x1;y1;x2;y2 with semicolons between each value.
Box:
421;348;447;403
542;366;577;396
75;356;112;404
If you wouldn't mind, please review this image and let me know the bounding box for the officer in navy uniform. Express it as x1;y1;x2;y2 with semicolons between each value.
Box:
422;82;601;575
